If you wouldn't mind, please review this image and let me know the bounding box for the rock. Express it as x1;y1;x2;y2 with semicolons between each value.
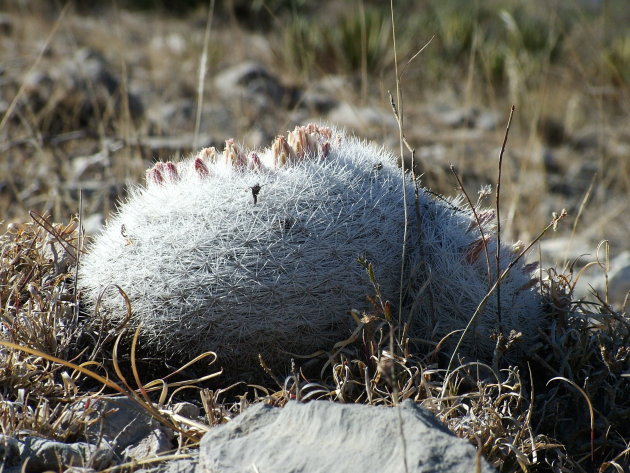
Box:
326;101;397;131
568;159;598;188
20;48;143;134
150;33;187;56
602;251;630;306
10;397;184;472
146;458;198;473
542;147;562;175
147;101;194;134
429;104;501;131
77;396;174;462
540;242;630;307
40;222;79;275
172;402;201;420
570;125;600;151
297;76;343;114
214;61;297;109
432;105;479;128
197;400;495;473
476;110;501;131
298;89;338;114
0;435;20;468
69;48;119;94
540;237;593;268
0;14;13;36
18;436;112;471
122;429;173;463
537;117;567;147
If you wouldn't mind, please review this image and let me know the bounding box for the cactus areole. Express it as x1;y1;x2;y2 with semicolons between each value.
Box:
79;125;542;373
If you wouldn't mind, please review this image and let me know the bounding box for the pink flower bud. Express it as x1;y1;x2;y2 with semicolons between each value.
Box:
288;126;308;158
146;164;164;185
523;262;539;273
464;235;490;264
467;210;496;232
272;135;291;167
518;277;539;291
163;162;179;182
194;157;210;177
198;147;217;164
248;152;262;171
224;139;246;168
321;141;331;158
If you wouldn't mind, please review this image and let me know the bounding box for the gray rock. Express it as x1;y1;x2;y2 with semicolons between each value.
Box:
570;126;600;151
197;400;495;473
150;33;187;56
429;104;500;131
298;89;338;113
540;237;593;268
0;435;20;468
146;101;194;133
145;458;198;473
297;76;343;113
214;61;294;109
476;110;501;131
327;101;397;131
172;402;201;421
602;251;630;306
78;396;174;463
0;14;13;36
432;105;478;128
20;48;143;133
18;436;112;471
121;428;173;462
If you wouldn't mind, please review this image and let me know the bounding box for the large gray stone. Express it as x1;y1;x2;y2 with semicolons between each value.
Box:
197;400;495;473
18;436;112;471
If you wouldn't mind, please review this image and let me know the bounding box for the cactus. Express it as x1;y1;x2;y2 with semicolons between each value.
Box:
79;124;543;373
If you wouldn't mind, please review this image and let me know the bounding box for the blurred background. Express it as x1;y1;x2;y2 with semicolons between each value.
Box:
1;0;628;302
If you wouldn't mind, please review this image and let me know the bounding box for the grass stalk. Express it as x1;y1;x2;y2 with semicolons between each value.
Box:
193;0;215;150
495;105;515;328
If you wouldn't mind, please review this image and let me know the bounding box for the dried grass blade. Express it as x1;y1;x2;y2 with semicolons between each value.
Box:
547;376;596;464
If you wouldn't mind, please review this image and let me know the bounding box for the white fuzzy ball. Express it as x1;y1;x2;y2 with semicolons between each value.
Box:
79;125;542;372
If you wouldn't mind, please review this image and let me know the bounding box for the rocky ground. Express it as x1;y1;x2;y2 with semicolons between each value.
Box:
0;2;629;471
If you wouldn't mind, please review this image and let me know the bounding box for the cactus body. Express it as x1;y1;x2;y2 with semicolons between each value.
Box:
79;125;542;372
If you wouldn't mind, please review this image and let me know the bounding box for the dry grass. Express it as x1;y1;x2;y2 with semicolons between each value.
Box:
1;1;629;472
2;216;628;472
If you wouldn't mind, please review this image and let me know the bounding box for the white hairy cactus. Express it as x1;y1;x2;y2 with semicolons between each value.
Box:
79;124;543;372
